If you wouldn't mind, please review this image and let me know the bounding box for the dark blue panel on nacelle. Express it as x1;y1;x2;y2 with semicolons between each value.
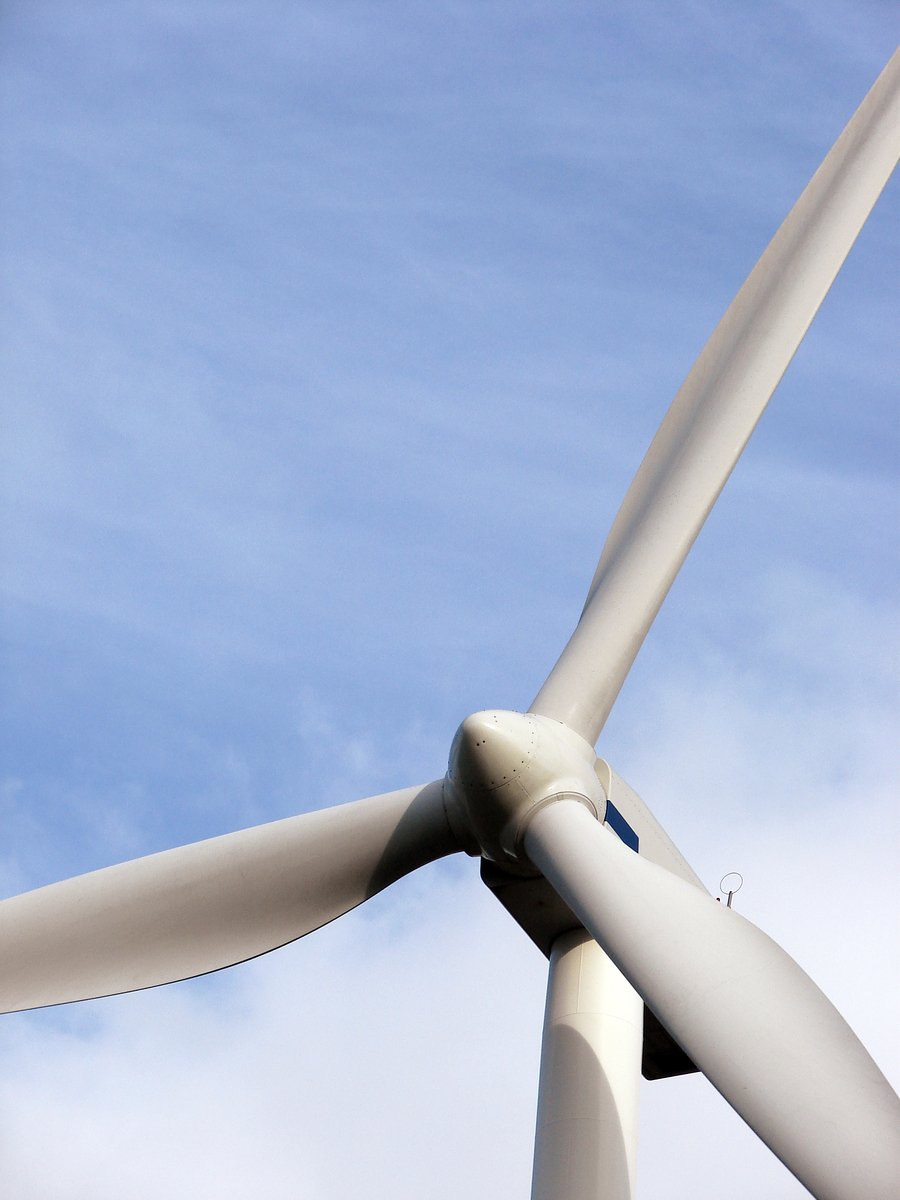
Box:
605;800;639;852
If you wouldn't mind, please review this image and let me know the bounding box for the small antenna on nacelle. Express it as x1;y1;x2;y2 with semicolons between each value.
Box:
718;872;743;909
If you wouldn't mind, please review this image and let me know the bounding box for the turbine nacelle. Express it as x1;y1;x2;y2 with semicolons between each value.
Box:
445;710;605;870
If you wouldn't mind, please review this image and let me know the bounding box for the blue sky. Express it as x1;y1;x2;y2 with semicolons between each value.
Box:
1;4;897;1197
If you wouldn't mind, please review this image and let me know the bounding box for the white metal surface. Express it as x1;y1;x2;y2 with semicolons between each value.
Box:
531;48;900;745
523;798;900;1200
445;709;605;867
595;761;706;893
0;780;458;1012
531;931;642;1200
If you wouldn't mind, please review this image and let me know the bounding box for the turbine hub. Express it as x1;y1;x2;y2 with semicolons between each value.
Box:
444;710;605;871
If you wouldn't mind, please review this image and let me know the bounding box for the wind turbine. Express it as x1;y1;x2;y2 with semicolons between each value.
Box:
2;49;899;1200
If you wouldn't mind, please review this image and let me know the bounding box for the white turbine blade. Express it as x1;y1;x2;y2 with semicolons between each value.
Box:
523;800;900;1200
0;780;459;1013
531;50;900;745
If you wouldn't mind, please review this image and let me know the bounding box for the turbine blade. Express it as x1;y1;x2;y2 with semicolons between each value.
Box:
531;51;900;744
0;780;459;1012
523;799;900;1200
